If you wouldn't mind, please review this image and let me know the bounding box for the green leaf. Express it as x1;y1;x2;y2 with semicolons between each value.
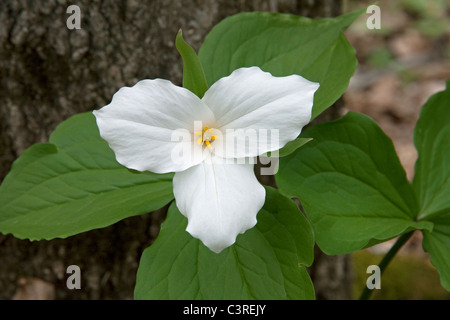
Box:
134;187;315;300
276;137;313;158
413;81;450;291
0;112;174;240
276;112;432;254
413;81;450;221
198;10;363;120
422;214;450;291
176;30;209;98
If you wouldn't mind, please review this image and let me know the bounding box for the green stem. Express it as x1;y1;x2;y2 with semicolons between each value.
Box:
359;231;414;300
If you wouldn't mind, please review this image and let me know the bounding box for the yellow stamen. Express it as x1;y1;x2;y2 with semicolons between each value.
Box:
194;131;202;136
211;136;216;141
197;137;203;145
205;140;211;148
204;126;209;132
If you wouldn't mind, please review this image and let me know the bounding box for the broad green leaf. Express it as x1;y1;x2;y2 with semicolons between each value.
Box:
176;30;209;98
277;138;313;158
263;138;312;161
135;187;315;300
422;214;450;291
413;81;450;291
198;10;363;120
413;81;450;221
276;112;432;254
0;112;174;240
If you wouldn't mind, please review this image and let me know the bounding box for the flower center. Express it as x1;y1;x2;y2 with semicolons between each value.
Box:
195;126;218;149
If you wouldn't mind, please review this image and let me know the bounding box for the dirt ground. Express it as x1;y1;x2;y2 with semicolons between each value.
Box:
344;0;449;182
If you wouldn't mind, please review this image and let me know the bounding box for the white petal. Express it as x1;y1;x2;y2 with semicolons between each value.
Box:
93;79;215;173
173;155;266;253
202;67;319;158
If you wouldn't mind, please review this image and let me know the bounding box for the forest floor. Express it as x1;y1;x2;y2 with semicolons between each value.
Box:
343;0;450;299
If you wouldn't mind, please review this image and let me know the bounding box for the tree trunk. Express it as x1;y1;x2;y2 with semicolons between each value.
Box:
0;0;350;299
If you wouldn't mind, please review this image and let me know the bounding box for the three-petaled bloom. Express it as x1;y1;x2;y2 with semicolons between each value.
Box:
93;67;319;253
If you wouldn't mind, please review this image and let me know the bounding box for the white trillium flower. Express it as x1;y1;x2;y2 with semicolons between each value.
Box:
93;67;319;253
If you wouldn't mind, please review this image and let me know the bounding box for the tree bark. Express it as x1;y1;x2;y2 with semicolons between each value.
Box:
0;0;350;299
